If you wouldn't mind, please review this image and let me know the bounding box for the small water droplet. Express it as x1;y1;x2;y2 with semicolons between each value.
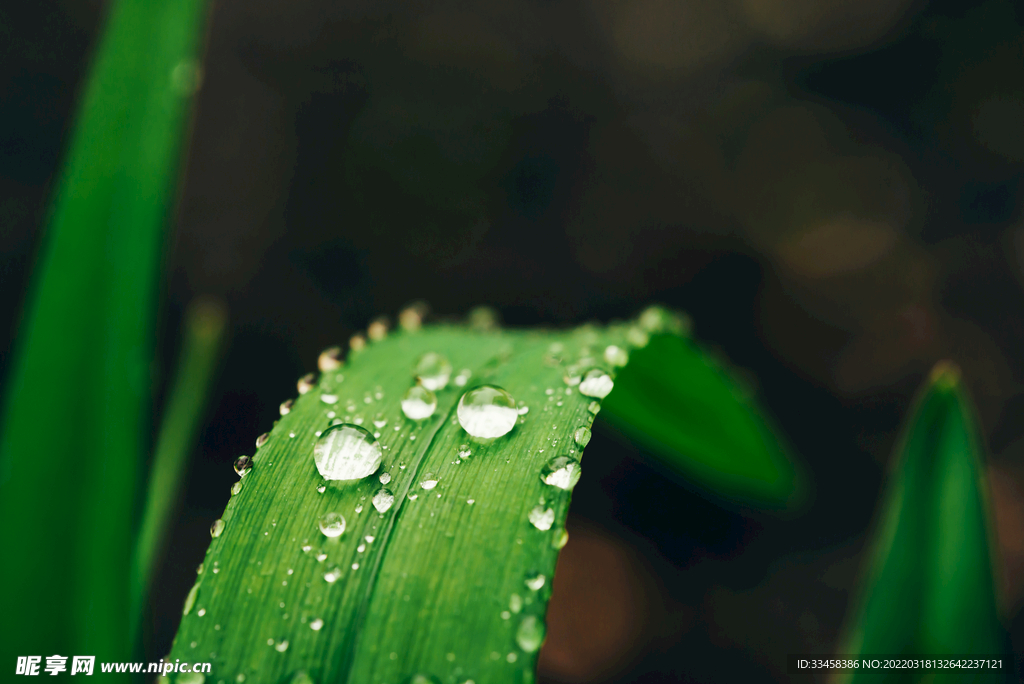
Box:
501;611;511;620
517;405;529;415
316;553;327;562
379;472;392;485
365;535;375;542
318;512;346;538
528;505;555;531
507;652;518;663
419;474;438;490
540;456;582;491
552;528;569;549
233;455;253;477
317;485;326;494
197;607;206;617
510;594;523;613
398;301;428;331
367;317;388;341
183;582;200;615
407;493;418;500
415;352;452;391
401;385;437;420
516;616;546;653
352;562;360;570
355;504;363;513
255;433;269;449
177;673;206;684
290;672;315;684
275;640;289;652
467;305;499;330
525;573;546;591
210;519;225;538
573;426;592;447
626;326;650;347
457;385;517;438
405;675;442;684
310;618;324;631
297;373;317;395
280;399;294;416
373;412;388;428
578;369;614;398
301;545;312;553
587;401;601;415
313;423;382;481
319;346;343;371
320;394;339;405
372;488;395;513
231;481;243;496
467;499;475;505
357;543;366;553
349;333;366;351
603;345;629;366
324;567;341;583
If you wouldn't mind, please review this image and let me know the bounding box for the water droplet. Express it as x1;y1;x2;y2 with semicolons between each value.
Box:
517;405;529;415
233;455;252;477
401;385;437;420
379;472;392;485
562;365;583;387
405;675;442;684
318;512;346;538
275;640;289;652
510;594;523;613
398;301;428;331
357;543;366;553
290;672;315;684
467;306;499;330
367;317;388;341
349;333;366;352
352;562;360;570
310;618;324;631
316;553;327;562
373;412;388;428
183;582;200;615
320;394;339;405
525;573;546;591
280;399;294;416
603;345;629;366
372;488;395;513
301;545;312;553
324;567;341;583
365;535;375;542
573;426;592;447
587;401;601;415
178;673;206;684
516;616;545;653
407;493;418;500
626;326;649;347
501;611;511;620
197;608;206;617
297;373;317;395
540;456;582;490
313;423;382;481
419;474;438;490
210;519;225;538
319;346;343;371
552;528;569;549
528;506;555;531
467;499;475;505
255;433;269;449
578;369;614;398
355;504;363;513
317;485;326;494
457;385;517;439
415;352;453;391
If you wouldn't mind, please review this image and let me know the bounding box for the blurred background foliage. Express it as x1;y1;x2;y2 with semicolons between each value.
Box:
2;0;1024;681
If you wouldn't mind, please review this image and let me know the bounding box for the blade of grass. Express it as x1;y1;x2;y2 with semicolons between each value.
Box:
132;297;227;639
169;314;671;682
0;0;208;663
600;321;802;507
837;361;1009;683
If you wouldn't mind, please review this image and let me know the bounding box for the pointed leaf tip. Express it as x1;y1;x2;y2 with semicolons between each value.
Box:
928;360;962;391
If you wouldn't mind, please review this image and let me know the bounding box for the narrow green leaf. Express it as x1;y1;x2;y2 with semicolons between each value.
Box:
168;316;656;683
600;323;801;507
132;298;228;637
838;362;1009;683
0;0;208;663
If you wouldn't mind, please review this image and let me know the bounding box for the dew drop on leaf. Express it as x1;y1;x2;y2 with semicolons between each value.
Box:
275;640;289;652
587;401;601;415
279;399;294;416
183;582;200;615
414;352;452;391
309;619;323;631
320;394;338;405
419;474;438;490
457;385;517;438
509;594;522;613
540;456;582;491
178;673;205;684
372;488;395;513
573;426;591;447
578;369;614;398
552;528;569;549
318;512;346;538
525;573;546;591
255;433;269;449
379;472;392;485
233;455;252;477
210;519;225;538
401;385;437;420
313;423;382;481
297;373;317;395
528;505;555;531
603;345;628;366
318;346;342;372
405;675;442;684
290;671;315;684
373;412;388;428
516;616;545;653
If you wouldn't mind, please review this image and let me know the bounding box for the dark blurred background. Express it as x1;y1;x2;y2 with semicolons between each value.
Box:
3;0;1024;681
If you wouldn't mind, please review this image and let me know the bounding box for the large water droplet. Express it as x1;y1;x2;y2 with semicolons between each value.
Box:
528;505;555;531
516;616;546;653
525;573;546;591
401;385;437;420
457;385;517;439
379;472;392;485
233;455;253;477
183;582;200;615
372;488;395;513
415;352;452;391
540;456;582;491
313;424;382;481
318;512;346;538
573;426;591;447
578;369;614;398
297;373;317;395
419;474;438;490
210;519;225;538
318;346;342;372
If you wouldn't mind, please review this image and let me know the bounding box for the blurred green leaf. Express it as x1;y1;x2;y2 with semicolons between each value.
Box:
132;298;227;639
601;326;802;507
838;362;1010;683
0;0;208;663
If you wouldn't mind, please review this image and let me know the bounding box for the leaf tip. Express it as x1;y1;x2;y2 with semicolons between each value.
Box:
928;359;962;391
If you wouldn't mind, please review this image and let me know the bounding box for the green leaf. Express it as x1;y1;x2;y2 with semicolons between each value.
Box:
838;362;1009;683
0;0;208;663
601;325;801;507
132;298;228;638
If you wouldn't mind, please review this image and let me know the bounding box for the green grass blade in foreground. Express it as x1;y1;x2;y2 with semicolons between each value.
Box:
132;298;227;636
0;0;208;663
837;362;1008;684
170;317;652;683
600;319;800;507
